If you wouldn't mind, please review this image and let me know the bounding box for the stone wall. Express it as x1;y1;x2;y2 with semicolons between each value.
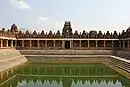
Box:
19;50;111;63
19;50;113;55
19;49;130;64
112;50;130;59
26;56;107;63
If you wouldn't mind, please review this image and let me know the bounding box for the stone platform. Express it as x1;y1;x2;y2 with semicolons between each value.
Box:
0;49;27;72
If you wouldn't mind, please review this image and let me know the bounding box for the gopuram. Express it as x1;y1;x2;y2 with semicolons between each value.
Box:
0;21;130;50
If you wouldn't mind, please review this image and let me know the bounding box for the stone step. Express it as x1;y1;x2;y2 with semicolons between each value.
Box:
108;57;130;73
19;50;113;55
24;55;111;58
0;56;27;72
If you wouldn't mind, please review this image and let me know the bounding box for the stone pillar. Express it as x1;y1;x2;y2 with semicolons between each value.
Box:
119;40;121;48
0;39;3;47
104;40;106;47
30;40;32;47
123;40;125;48
79;40;81;47
96;40;98;47
88;40;89;47
22;40;24;47
11;40;13;47
128;40;129;48
53;40;55;47
45;40;47;47
6;39;8;47
15;40;17;47
70;40;73;49
62;40;65;49
38;40;39;47
112;40;114;47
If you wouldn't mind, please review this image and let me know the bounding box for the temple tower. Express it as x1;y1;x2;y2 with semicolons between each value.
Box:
10;24;18;34
62;21;73;38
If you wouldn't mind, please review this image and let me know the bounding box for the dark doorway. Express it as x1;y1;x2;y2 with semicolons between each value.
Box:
65;41;70;49
8;40;11;47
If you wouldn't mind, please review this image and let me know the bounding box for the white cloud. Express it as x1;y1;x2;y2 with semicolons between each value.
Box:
10;0;30;9
33;16;63;32
39;16;48;21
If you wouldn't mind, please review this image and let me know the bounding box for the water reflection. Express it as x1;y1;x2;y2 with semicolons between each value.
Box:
0;63;130;87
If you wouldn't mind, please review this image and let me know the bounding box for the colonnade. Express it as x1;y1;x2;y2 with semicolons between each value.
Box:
0;39;16;48
0;38;130;49
16;39;130;49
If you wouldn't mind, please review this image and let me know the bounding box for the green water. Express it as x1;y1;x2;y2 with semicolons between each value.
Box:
0;63;130;87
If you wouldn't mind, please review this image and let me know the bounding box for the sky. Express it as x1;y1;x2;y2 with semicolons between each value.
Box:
0;0;130;33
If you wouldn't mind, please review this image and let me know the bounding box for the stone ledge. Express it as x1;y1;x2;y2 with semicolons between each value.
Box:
111;56;130;63
25;55;111;58
19;50;113;55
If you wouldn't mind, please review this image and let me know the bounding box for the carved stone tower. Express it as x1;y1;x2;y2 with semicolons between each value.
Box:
62;21;73;38
10;24;18;34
